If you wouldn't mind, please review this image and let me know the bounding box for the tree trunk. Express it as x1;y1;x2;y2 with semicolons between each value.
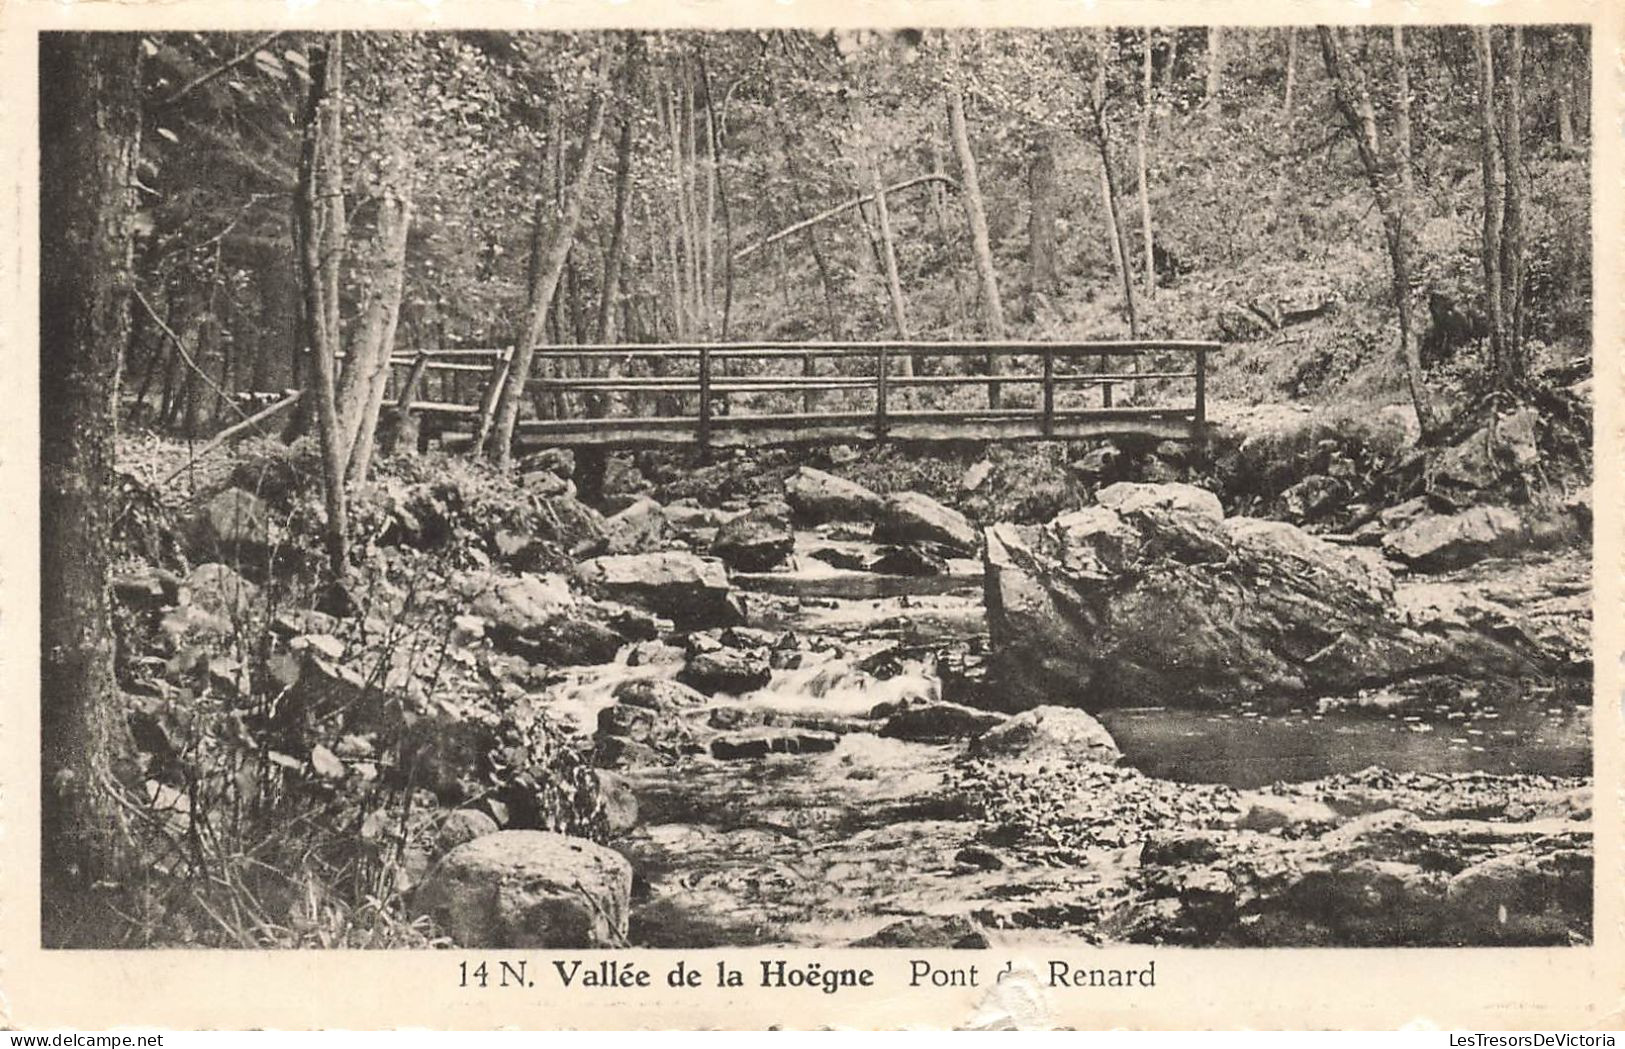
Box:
486;52;612;466
867;154;912;346
597;37;641;344
1091;32;1140;338
1205;27;1225;105
1555;32;1578;151
1138;28;1156;299
1500;26;1526;381
1474;27;1507;375
337;185;412;473
1392;27;1415;202
40;30;142;945
293;35;351;585
945;47;1008;404
1027;131;1059;303
1319;27;1436;438
1160;28;1180;136
697;49;734;339
1282;28;1297;114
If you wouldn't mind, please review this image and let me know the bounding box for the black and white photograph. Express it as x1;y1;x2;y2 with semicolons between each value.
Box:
21;9;1615;1025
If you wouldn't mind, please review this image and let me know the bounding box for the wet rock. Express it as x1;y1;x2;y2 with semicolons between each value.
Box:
954;845;1005;871
968;706;1121;764
596;702;681;746
436;809;500;856
879;701;1004;743
679;649;773;696
808;546;867;571
869;545;948;577
1070;444;1122;481
593;735;670;770
1235;793;1342;832
604;606;664;642
187;487;272;567
1280;475;1350;522
489;616;625;667
612;677;709;712
1382;506;1524;572
710;729;839;760
851;914;991;949
575;551;740;629
711;504;795;572
414;831;632;948
603;497;672;555
595;770;640;834
874;491;978;555
785;466;884;523
536;494;609;556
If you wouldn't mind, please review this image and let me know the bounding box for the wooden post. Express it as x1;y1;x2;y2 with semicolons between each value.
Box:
473;346;514;454
698;344;713;454
802;350;815;413
1041;345;1055;436
1194;347;1208;429
875;343;889;439
394;350;430;414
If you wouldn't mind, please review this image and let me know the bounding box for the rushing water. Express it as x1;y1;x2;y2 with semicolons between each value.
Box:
565;532;1592;945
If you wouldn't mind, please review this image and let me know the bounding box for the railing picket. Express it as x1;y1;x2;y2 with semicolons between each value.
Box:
1042;346;1055;437
1195;348;1208;429
875;344;889;439
698;344;713;452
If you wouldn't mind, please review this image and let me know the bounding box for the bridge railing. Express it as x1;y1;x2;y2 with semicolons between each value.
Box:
516;340;1218;447
384;340;1220;449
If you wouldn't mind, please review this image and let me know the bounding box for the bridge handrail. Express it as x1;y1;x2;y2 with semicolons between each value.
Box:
396;339;1217;449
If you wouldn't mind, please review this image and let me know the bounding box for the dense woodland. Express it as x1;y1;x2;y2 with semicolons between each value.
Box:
40;27;1594;949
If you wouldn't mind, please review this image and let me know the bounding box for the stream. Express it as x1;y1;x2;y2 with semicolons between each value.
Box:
546;531;1591;946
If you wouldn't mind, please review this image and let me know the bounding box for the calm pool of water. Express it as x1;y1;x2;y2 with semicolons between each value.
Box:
1098;700;1591;789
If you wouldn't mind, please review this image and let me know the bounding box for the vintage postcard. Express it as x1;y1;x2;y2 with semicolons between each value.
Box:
1;0;1620;1031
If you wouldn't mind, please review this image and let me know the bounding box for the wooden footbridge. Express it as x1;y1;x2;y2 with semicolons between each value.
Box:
385;340;1219;453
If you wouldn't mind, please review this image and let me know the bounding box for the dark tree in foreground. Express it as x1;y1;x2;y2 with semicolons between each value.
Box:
39;31;143;945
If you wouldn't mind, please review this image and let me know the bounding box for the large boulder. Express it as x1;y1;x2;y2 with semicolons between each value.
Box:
414;831;632;948
967;706;1120;764
711;503;795;572
1382;506;1525;572
873;491;978;555
575;551;740;629
603;497;672;555
1428;407;1541;507
879;701;1004;743
984;484;1552;710
187;487;272;567
679;648;773;696
452;571;576;634
784;467;884;523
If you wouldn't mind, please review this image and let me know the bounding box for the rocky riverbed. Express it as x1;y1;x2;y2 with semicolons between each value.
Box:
119;422;1594;950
